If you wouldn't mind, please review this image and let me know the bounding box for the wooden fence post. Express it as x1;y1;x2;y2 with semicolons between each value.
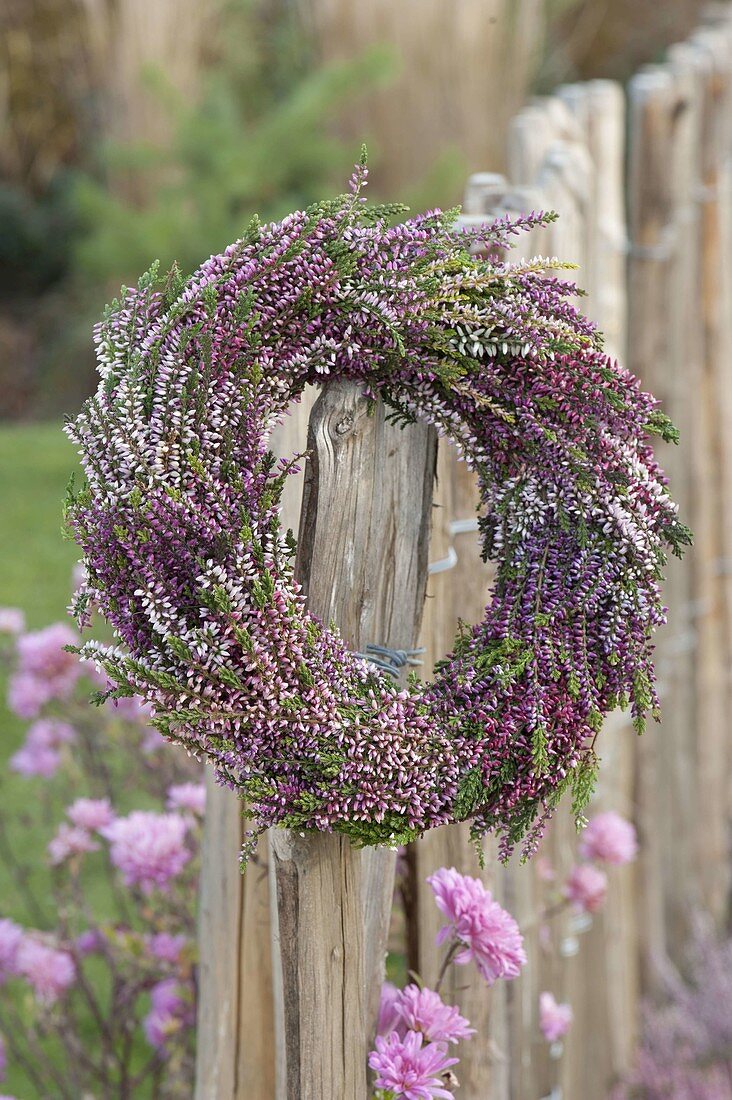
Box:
686;24;732;924
195;396;315;1100
270;381;436;1100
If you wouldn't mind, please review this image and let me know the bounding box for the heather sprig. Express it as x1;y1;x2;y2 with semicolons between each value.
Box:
65;159;687;857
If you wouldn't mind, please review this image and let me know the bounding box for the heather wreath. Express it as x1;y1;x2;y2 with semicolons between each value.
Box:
65;153;689;859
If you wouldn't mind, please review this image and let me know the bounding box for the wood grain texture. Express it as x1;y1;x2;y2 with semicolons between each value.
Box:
195;394;315;1100
271;380;436;1100
686;25;732;924
298;0;543;194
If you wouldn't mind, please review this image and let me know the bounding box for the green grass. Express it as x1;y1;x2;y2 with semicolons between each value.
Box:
0;422;79;629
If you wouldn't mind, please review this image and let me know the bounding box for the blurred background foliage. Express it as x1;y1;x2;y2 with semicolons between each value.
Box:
0;0;709;421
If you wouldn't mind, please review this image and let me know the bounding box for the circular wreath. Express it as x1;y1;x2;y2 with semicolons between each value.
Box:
66;161;688;859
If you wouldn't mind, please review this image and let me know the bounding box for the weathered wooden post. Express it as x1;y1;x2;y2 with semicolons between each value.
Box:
269;381;436;1100
195;395;315;1100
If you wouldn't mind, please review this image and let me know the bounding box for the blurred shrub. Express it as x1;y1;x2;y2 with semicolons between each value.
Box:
0;179;77;299
71;3;394;288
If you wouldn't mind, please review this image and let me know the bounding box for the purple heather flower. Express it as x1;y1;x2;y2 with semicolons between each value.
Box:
17;939;75;1004
166;783;206;817
102;811;190;893
395;985;475;1045
579;811;638;865
368;1030;459;1100
428;868;526;985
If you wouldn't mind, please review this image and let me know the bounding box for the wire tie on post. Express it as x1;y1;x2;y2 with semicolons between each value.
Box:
355;644;425;678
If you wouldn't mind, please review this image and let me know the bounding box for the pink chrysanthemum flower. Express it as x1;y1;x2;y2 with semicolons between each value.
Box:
377;981;402;1037
166;783;206;817
0;920;23;982
9;743;60;779
48;823;98;866
369;1030;459;1100
8;624;82;718
67;798;114;832
564;863;608;913
26;719;77;749
396;985;475;1045
428;868;527;985
102;811;190;894
579;811;638;865
539;991;573;1043
0;608;24;635
17;939;75;1004
10;718;77;779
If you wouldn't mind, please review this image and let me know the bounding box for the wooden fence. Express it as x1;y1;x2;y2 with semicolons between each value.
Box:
195;8;732;1098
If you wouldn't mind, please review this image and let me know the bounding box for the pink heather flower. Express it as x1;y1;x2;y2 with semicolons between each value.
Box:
48;823;99;866
579;811;638;865
369;1030;458;1100
9;624;82;717
9;743;60;779
17;939;75;1004
539;991;573;1043
102;811;190;893
378;981;402;1036
147;933;187;964
0;920;23;981
166;783;206;817
396;985;475;1045
67;798;114;832
564;863;608;913
0;608;24;634
428;868;527;985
